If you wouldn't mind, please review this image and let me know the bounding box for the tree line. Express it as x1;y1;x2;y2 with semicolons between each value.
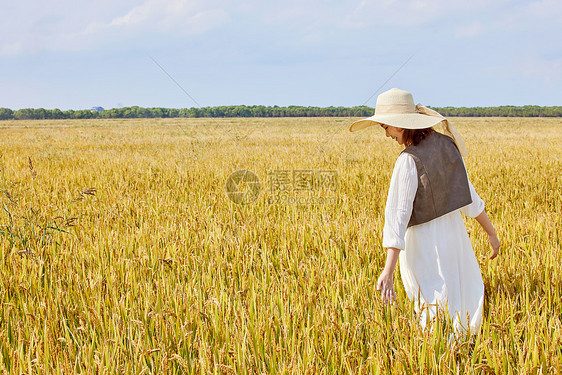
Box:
1;105;561;120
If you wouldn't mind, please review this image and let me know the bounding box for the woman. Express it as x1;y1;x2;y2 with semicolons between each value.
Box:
350;88;500;333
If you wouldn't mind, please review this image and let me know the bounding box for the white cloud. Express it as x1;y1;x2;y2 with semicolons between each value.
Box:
512;56;562;84
1;42;24;56
2;0;561;59
0;0;230;55
496;0;562;28
340;0;494;28
106;0;229;34
527;0;562;18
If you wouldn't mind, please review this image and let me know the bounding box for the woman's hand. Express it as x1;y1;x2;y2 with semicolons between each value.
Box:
475;210;500;260
377;271;396;305
488;234;500;260
377;248;400;305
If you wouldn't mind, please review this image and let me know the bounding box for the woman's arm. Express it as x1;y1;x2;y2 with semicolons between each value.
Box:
378;154;417;305
475;210;500;259
459;172;500;260
377;247;400;304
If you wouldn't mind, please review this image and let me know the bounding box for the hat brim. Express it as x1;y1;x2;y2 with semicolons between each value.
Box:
349;113;444;132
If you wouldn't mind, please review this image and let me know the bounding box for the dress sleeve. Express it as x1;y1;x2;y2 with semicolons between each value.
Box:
460;178;485;218
382;153;418;250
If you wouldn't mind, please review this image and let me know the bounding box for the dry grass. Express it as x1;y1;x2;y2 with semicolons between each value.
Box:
0;117;561;374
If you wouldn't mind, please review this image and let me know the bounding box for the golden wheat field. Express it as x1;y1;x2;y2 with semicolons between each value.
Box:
0;117;561;374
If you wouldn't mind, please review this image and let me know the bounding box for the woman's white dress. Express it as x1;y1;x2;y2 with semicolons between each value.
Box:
382;153;485;333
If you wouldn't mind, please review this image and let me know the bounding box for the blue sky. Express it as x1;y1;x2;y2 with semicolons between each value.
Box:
1;0;561;110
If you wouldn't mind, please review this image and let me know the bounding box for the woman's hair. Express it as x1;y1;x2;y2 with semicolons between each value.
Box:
402;127;434;146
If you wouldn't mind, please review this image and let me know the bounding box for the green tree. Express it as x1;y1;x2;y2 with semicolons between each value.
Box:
14;108;35;120
0;108;14;120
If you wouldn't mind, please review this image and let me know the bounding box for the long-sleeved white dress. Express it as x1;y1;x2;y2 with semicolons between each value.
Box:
382;153;485;333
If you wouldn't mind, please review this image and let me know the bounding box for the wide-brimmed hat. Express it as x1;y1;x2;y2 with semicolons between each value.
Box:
349;88;444;132
349;88;468;157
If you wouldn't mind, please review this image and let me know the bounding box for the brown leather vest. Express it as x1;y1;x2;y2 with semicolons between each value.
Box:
401;131;472;227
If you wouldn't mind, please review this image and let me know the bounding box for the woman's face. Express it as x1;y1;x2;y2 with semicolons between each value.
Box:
380;124;406;145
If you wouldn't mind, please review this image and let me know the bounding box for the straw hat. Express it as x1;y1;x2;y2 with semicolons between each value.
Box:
349;88;444;132
349;88;469;157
